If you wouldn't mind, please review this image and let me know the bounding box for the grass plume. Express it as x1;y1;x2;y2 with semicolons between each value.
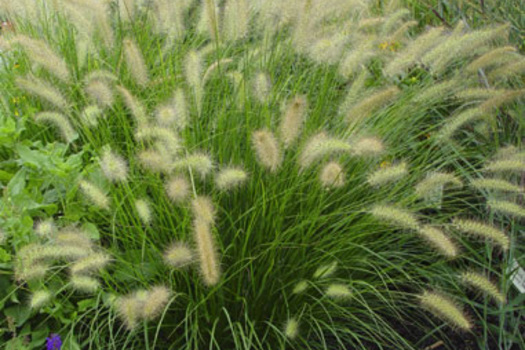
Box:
279;95;307;148
417;226;458;258
252;130;282;172
367;162;407;187
487;199;525;219
34;111;76;143
420;291;471;330
453;219;509;250
460;271;505;304
370;205;419;231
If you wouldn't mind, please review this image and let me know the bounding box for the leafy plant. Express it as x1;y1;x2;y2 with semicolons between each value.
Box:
0;0;523;349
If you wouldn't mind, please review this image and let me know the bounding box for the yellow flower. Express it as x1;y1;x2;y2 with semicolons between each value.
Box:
380;160;390;168
392;42;401;51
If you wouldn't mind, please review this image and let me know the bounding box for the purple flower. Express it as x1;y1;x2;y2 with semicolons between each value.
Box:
46;334;62;350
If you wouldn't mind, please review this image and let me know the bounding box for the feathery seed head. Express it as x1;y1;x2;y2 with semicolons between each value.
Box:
308;34;348;65
165;176;191;203
313;261;337;279
14;263;49;282
52;245;93;261
412;80;459;104
135;199;153;225
30;290;52;309
172;89;189;130
339;70;369;115
466;46;518;73
55;226;93;249
35;112;77;143
155;104;177;128
388;20;418;43
351;137;384;157
84;70;118;84
193;218;221;286
79;180;110;210
192;196;215;224
367;162;407;187
438;107;485;140
320;161;345;189
420;291;471;330
338;42;377;78
423;24;510;74
16;76;69;111
253;72;271;103
461;271;505;304
85;79;114;108
223;0;250;41
137;150;171;173
203;0;220;41
203;58;234;83
284;318;299;340
415;172;462;198
487;199;525;219
493;145;520;160
417;226;458;258
370;205;419;231
12;35;70;82
35;219;56;238
116;86;148;127
325;284;352;301
382;8;410;35
453;219;509;250
215;167;248;190
252;130;282;172
164;242;194;268
480;90;525;112
116;294;143;330
70;253;111;275
143;286;172;321
346;86;400;124
299;133;351;169
455;88;510;102
483;159;525;173
172;153;214;178
81;105;103;128
384;27;445;77
470;178;522;193
292;280;309;294
123;38;149;86
100;148;129;183
280;95;307;148
70;275;100;293
135;126;181;156
184;50;203;89
488;59;525;81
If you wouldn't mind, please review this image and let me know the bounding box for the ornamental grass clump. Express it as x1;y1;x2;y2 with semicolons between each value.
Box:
1;0;523;349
